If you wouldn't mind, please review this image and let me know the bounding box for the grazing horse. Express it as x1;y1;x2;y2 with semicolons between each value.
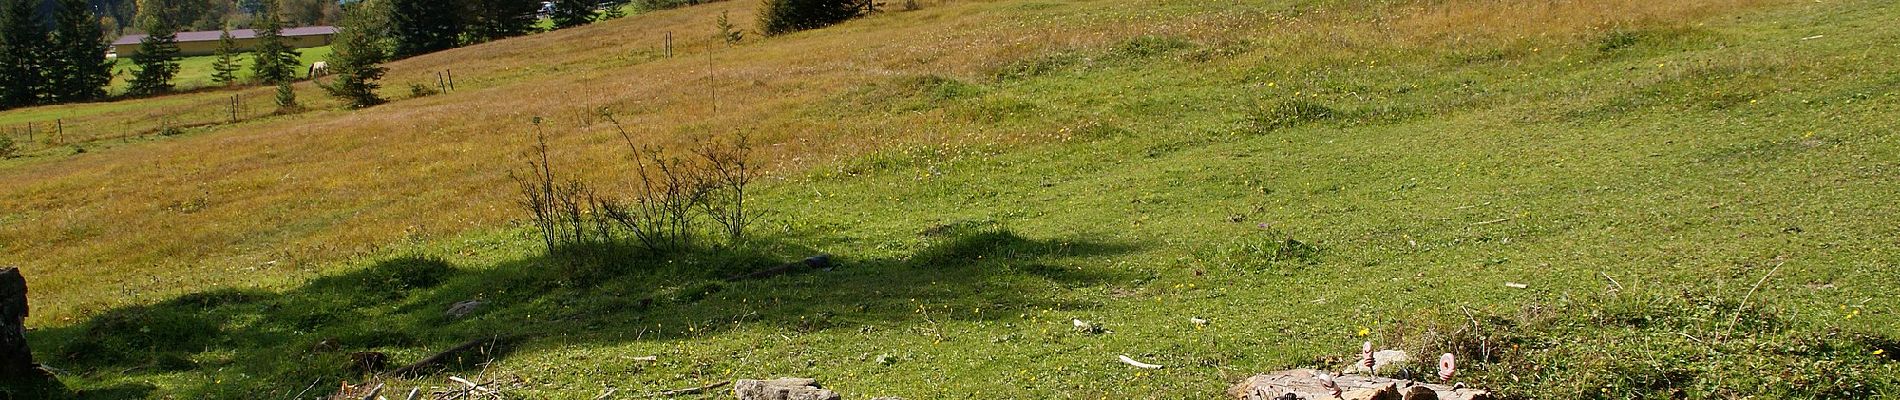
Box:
307;61;331;79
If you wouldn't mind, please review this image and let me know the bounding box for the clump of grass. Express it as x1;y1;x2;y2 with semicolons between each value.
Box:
409;83;441;99
1379;290;1900;399
1204;227;1321;268
1245;100;1337;133
1109;35;1195;60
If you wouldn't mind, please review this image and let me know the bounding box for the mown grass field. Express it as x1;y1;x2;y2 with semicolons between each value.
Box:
2;0;1898;398
106;46;337;94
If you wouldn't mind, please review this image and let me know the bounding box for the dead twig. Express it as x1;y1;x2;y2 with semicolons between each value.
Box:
1723;261;1783;340
636;380;730;397
386;335;520;377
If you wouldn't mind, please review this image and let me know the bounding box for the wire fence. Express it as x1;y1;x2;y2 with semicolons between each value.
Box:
1;89;281;154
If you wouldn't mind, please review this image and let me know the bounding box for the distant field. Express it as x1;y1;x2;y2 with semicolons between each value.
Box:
2;0;1896;398
107;45;336;93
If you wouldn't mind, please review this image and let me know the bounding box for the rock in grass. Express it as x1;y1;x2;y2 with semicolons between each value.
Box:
1344;349;1410;374
733;378;840;400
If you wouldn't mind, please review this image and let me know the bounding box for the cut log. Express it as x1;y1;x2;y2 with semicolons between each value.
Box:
1229;369;1492;400
1;267;53;383
733;378;839;400
385;335;520;377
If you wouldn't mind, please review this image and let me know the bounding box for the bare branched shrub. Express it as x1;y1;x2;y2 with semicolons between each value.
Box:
512;126;613;257
694;132;756;243
512;111;761;266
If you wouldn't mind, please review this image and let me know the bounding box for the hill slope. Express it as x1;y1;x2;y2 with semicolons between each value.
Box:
3;0;1898;398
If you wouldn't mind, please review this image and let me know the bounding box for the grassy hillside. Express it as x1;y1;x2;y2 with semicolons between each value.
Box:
2;0;1898;398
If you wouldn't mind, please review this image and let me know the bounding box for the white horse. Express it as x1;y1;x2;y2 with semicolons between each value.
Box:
306;61;330;79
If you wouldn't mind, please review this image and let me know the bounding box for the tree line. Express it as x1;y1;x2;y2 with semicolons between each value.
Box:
1;0;111;110
375;0;631;59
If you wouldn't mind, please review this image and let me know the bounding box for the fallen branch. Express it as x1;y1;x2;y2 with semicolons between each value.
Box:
386;335;520;377
637;380;731;397
1119;355;1164;369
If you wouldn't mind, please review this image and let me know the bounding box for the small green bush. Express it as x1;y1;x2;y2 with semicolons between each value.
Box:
757;0;864;36
0;135;17;158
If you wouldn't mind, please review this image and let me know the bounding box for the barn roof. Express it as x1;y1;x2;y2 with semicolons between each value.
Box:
111;26;339;46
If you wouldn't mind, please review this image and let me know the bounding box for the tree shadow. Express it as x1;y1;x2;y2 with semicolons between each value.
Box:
25;224;1139;398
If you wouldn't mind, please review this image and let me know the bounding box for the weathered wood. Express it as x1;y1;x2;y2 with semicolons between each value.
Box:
1;267;52;382
733;378;837;400
1228;369;1492;400
385;335;518;377
635;380;729;398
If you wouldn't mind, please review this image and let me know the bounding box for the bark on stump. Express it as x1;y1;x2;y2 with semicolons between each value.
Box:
1228;369;1492;400
2;267;54;383
733;378;840;400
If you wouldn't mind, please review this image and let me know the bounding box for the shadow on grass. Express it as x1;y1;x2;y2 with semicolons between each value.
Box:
25;225;1138;398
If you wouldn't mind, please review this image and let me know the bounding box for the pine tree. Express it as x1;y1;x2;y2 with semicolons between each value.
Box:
598;0;629;20
250;0;300;84
47;0;112;102
757;0;863;36
126;16;180;96
322;4;384;109
0;0;49;108
550;0;596;29
461;0;537;44
390;0;461;57
209;27;240;85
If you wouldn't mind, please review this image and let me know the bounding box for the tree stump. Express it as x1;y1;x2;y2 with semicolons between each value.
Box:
733;378;840;400
1228;369;1492;400
1;267;53;383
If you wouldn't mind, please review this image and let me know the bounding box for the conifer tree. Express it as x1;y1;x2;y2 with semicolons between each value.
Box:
390;0;461;57
210;27;240;85
250;0;300;84
322;4;384;109
127;1;180;96
47;0;112;102
550;0;596;29
461;0;537;44
0;0;48;108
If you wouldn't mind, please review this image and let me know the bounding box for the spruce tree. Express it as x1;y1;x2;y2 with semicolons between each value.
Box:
48;0;112;102
550;0;596;29
390;0;461;57
126;15;180;96
250;0;300;84
209;27;240;85
0;0;48;108
757;0;863;36
322;4;384;109
460;0;537;44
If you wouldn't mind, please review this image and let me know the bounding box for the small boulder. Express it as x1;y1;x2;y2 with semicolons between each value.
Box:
734;378;839;400
1345;350;1409;374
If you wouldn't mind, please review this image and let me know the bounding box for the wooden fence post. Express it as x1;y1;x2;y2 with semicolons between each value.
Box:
446;70;454;92
666;32;673;58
